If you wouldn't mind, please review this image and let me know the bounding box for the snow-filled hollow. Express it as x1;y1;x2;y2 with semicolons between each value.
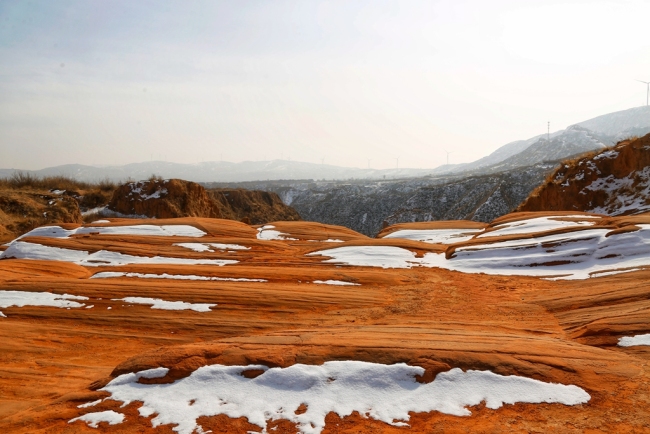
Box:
173;242;250;252
84;361;590;434
113;297;215;312
6;224;206;243
0;242;238;267
91;272;267;282
309;225;650;279
477;216;598;238
383;228;482;244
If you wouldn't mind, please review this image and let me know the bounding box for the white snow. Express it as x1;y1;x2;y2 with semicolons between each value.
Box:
0;242;237;267
0;311;6;317
81;206;108;216
383;228;481;244
593;150;619;160
76;225;206;237
477;216;598;238
69;410;125;428
311;225;650;280
618;333;650;347
257;225;297;241
585;167;650;216
113;297;215;312
173;242;250;252
78;399;103;409
91;219;110;224
308;246;422;269
10;225;78;243
88;361;589;434
313;280;360;286
6;224;206;244
91;272;266;282
0;290;87;309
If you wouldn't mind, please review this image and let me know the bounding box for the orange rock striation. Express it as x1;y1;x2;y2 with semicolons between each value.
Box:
0;214;650;432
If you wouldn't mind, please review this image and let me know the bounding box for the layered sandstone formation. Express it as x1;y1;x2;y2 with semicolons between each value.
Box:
518;133;650;215
1;213;650;432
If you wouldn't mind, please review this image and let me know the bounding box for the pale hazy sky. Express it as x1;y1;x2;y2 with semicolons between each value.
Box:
1;0;649;170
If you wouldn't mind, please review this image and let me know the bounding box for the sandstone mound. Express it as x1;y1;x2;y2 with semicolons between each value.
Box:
518;133;650;215
108;179;301;224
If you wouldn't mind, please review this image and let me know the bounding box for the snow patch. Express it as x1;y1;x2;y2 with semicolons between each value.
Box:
618;333;650;347
174;242;250;252
113;297;215;312
78;399;103;409
0;242;237;267
69;410;125;428
0;290;87;309
311;225;650;280
257;225;298;241
308;246;422;269
313;280;360;286
87;361;589;434
383;228;481;244
92;272;266;282
478;216;598;238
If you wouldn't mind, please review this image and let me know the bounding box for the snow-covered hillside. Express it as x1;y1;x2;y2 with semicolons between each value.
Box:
518;133;650;215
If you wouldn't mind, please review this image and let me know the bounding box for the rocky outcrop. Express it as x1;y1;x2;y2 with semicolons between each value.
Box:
108;178;301;224
210;188;301;224
518;133;650;215
108;179;223;219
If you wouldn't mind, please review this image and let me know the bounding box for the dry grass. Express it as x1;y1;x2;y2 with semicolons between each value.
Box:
0;172;118;192
0;173;119;243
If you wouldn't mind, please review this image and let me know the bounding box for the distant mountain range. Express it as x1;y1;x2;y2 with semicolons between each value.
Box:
2;106;649;183
434;105;650;175
0;161;433;183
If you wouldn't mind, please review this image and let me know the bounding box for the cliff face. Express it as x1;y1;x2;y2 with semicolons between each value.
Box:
107;179;301;224
518;133;650;215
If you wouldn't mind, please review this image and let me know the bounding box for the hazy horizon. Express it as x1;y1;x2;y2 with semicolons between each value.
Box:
1;0;649;171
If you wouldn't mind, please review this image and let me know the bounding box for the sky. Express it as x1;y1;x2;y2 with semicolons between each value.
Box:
1;0;649;171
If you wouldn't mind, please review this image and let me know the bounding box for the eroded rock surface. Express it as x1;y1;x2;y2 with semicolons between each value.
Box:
1;214;650;432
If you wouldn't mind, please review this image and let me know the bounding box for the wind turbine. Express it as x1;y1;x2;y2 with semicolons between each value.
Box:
443;149;453;165
395;157;399;170
637;80;650;106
